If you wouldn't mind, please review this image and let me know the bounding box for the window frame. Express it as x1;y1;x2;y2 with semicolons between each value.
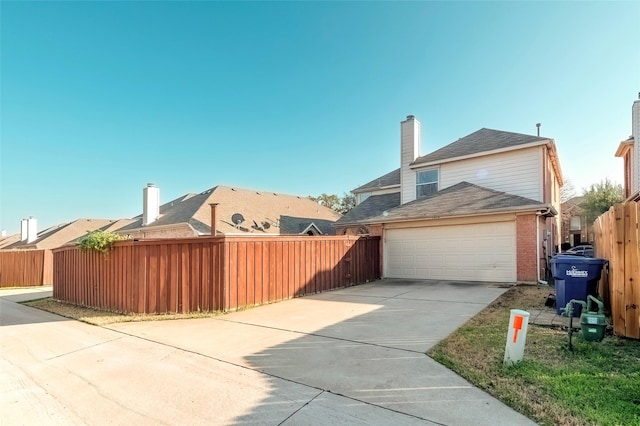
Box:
416;168;439;199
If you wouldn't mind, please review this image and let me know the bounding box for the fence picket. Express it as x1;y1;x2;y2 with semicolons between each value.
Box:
51;236;380;315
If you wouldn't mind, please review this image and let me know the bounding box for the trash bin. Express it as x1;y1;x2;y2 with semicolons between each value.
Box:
550;255;607;317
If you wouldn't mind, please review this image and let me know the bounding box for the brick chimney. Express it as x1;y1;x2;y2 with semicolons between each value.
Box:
143;183;160;226
400;115;421;205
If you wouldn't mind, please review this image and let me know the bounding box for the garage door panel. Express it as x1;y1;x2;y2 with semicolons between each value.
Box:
385;222;516;283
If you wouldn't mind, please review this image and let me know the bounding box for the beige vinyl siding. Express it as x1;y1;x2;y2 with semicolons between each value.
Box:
400;118;420;205
438;147;542;202
401;169;417;205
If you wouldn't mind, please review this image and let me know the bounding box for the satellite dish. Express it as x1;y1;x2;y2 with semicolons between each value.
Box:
262;221;271;230
231;213;245;225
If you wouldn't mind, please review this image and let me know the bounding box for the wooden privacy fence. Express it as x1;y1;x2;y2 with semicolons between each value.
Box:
53;235;380;314
0;249;53;287
594;200;639;339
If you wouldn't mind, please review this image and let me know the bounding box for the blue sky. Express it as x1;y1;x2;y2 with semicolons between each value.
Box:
1;1;638;235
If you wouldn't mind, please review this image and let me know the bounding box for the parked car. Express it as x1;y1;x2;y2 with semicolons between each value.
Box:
564;245;594;257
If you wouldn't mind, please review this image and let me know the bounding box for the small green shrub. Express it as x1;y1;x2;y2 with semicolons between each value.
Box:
78;230;128;255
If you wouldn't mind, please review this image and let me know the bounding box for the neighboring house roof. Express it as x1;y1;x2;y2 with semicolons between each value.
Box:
412;128;550;166
0;234;20;249
342;182;552;226
562;196;585;214
3;218;129;250
118;185;342;236
335;193;401;226
353;168;401;193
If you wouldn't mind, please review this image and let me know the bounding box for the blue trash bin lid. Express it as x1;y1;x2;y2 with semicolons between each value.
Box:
550;255;607;280
550;255;607;265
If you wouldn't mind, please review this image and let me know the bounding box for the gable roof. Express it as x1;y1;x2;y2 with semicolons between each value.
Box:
349;182;552;225
353;168;400;193
561;196;585;214
353;127;558;194
118;185;341;236
412;128;550;166
335;192;401;226
615;136;634;157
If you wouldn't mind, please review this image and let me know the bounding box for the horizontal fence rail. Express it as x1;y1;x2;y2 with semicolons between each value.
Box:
0;249;53;287
53;236;380;314
594;201;639;340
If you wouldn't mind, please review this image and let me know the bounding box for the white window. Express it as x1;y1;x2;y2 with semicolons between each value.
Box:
570;216;581;231
416;169;438;199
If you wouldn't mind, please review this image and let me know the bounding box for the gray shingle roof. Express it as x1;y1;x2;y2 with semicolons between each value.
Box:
361;182;547;223
413;128;548;165
279;216;336;235
335;192;401;225
353;168;400;192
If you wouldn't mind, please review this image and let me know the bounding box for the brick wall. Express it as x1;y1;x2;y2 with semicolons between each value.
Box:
516;213;538;282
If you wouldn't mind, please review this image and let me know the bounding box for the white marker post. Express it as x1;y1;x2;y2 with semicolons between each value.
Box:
504;309;530;366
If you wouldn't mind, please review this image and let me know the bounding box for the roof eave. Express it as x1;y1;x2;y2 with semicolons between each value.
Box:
546;139;564;187
352;184;400;194
615;138;633;157
359;204;557;225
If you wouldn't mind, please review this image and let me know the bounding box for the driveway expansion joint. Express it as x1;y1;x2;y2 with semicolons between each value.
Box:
46;336;126;361
216;318;428;354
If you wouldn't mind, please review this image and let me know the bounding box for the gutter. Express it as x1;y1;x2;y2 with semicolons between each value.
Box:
536;207;553;285
358;203;557;225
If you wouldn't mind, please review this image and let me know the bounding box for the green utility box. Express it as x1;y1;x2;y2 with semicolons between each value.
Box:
580;295;607;342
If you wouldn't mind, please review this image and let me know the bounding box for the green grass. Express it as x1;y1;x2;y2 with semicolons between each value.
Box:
427;285;640;426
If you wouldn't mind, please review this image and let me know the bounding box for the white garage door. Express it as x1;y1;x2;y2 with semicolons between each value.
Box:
385;221;516;282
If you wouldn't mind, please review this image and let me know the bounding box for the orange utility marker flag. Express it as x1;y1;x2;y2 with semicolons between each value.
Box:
512;315;524;343
504;309;530;366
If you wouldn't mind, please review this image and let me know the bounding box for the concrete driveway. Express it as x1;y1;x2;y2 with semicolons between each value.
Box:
1;279;536;425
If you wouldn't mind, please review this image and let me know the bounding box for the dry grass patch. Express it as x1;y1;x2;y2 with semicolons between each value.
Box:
22;298;220;326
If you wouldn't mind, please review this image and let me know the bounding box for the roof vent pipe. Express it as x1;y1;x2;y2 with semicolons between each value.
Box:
536;123;541;137
209;203;219;236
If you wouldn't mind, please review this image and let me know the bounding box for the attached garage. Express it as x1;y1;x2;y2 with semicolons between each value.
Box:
384;221;517;282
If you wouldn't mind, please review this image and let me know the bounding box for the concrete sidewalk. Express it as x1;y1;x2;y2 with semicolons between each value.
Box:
1;280;536;425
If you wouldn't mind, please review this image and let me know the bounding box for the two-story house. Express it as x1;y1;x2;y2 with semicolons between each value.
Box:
561;196;594;247
336;115;563;284
615;94;640;201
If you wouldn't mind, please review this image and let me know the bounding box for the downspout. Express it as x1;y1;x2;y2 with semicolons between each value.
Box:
536;207;552;285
